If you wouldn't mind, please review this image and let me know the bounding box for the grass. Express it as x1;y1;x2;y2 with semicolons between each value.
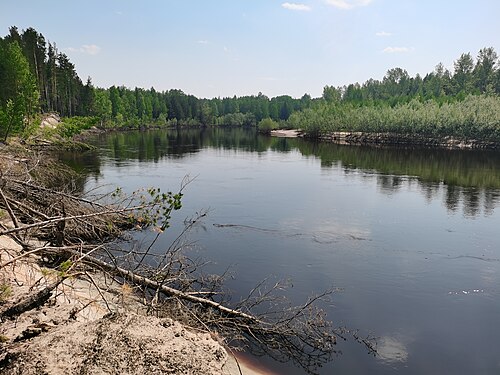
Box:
0;283;12;302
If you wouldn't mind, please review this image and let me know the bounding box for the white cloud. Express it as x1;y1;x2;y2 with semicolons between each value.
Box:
81;44;101;55
197;40;209;45
383;46;413;53
376;31;392;37
259;77;278;81
282;2;311;11
325;0;372;10
67;44;101;55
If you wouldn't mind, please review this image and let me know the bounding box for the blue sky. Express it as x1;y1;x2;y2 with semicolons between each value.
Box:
1;0;499;98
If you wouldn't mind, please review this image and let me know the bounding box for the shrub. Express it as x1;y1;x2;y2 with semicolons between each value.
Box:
258;118;278;134
58;116;99;138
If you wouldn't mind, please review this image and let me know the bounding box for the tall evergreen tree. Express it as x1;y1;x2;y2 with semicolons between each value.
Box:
474;47;498;93
453;53;474;94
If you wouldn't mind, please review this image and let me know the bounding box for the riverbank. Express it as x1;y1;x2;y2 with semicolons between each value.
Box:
40;112;500;152
0;144;267;375
270;129;499;150
314;131;500;149
0;220;266;374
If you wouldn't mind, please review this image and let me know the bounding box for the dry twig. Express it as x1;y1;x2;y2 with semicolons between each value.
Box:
0;144;376;374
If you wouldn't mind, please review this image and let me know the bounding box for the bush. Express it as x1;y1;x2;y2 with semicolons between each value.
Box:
286;94;500;141
257;118;278;134
58;116;99;138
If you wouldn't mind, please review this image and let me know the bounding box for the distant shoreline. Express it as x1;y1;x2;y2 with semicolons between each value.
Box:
271;129;500;150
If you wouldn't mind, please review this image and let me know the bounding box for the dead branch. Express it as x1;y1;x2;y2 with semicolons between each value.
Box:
6;178;105;208
61;247;259;323
0;144;376;374
0;187;19;228
0;204;149;237
0;277;65;320
5;195;51;220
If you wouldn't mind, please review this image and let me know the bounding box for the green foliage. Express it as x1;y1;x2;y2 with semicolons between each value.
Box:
215;112;256;127
0;283;12;302
93;89;112;122
323;85;341;103
0;27;96;121
55;260;74;277
258;118;279;133
288;94;500;141
2;26;499;141
132;187;183;231
58;116;99;138
0;40;39;140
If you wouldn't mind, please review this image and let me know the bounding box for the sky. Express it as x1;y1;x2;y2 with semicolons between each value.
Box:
1;0;499;99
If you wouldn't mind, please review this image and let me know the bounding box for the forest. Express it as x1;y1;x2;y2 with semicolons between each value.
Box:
0;26;499;141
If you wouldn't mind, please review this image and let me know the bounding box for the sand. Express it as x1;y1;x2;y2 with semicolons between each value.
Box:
270;129;301;138
0;228;266;375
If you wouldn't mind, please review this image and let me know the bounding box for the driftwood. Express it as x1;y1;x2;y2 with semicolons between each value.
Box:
68;248;259;323
0;188;19;229
0;204;152;237
32;244;348;373
0;145;376;374
1;278;65;320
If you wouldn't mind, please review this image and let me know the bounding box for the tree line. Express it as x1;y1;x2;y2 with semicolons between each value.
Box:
1;25;499;141
95;86;311;127
288;95;500;141
0;26;311;137
289;47;500;141
323;47;500;106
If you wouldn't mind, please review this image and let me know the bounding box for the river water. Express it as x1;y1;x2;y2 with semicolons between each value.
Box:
62;128;500;374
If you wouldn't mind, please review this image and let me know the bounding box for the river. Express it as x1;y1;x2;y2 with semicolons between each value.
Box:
61;127;500;374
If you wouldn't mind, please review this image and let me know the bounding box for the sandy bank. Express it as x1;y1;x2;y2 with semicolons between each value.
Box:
0;228;266;374
270;129;302;138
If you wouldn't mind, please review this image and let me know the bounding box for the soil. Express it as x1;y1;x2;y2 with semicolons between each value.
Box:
0;142;266;375
0;229;263;375
2;313;228;375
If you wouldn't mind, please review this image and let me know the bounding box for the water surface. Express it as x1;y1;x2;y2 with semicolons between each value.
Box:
63;128;500;374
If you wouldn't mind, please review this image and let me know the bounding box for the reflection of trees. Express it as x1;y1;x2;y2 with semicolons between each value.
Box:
269;137;293;153
445;185;461;213
100;128;278;162
292;140;500;217
295;142;500;189
58;149;101;195
444;187;500;217
64;129;500;218
376;175;404;194
484;191;500;217
423;183;441;204
462;188;481;217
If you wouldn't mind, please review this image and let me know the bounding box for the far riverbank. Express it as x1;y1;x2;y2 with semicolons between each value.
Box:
271;129;499;150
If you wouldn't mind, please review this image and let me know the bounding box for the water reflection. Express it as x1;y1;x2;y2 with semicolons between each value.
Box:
445;185;461;213
101;128;274;162
57;127;500;374
463;188;481;217
291;139;500;217
376;336;409;364
69;128;500;217
295;142;500;189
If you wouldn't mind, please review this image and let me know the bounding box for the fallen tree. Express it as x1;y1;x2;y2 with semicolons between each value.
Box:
0;143;376;374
